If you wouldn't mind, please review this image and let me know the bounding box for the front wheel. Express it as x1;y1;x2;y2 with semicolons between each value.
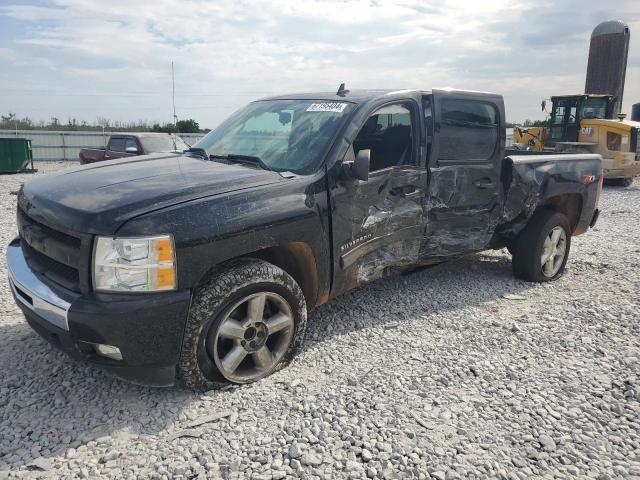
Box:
511;209;571;282
178;258;307;390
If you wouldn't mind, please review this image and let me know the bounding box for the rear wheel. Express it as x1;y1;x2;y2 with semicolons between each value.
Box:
178;258;307;390
604;177;634;187
511;209;571;282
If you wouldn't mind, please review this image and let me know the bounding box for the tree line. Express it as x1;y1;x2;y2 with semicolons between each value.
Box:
0;113;209;133
1;111;546;133
506;119;548;128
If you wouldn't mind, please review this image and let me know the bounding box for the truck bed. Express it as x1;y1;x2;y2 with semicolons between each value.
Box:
78;147;106;164
499;153;602;239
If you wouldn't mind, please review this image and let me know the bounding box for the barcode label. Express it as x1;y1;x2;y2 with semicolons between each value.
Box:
306;102;348;113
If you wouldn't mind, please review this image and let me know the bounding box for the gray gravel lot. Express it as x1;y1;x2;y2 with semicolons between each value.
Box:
0;163;639;479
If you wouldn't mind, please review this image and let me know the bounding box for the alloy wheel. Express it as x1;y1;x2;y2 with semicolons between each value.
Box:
207;292;294;383
540;226;567;278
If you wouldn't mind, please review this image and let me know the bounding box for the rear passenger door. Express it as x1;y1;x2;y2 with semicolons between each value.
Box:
423;90;505;255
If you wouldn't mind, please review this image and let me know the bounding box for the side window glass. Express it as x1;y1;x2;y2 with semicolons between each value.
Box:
125;138;138;151
607;131;621;151
353;103;414;172
439;99;498;162
552;102;566;125
109;138;125;152
566;106;577;125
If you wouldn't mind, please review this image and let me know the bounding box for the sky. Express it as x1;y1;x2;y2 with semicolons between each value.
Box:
0;0;639;128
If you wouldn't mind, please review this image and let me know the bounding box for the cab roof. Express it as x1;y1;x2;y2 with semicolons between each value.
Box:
110;132;182;137
258;87;501;105
583;118;640;128
258;89;429;104
551;94;613;99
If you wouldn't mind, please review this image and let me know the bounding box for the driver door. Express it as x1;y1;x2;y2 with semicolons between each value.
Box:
329;100;428;296
550;98;579;144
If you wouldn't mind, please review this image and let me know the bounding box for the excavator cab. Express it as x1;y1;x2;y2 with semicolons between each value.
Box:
547;94;614;146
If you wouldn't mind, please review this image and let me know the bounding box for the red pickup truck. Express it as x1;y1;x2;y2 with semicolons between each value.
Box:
79;133;189;165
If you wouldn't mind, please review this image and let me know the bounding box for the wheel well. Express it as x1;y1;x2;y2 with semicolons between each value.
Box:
250;242;320;308
538;194;582;232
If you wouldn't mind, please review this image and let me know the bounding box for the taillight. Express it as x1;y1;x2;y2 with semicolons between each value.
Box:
596;169;604;204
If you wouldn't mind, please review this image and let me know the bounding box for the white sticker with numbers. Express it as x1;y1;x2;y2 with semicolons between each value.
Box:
306;102;348;113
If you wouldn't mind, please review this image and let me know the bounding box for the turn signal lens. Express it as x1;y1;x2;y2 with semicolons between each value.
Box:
157;237;174;262
156;266;176;289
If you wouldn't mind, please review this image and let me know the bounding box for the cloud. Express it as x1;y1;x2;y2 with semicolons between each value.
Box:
0;0;639;126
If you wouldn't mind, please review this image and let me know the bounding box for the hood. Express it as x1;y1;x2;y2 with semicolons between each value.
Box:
19;153;285;234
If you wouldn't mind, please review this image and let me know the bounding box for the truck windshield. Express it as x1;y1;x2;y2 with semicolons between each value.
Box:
141;135;189;153
193;99;352;173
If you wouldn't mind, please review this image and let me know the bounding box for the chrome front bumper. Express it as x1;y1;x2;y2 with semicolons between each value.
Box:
7;241;71;331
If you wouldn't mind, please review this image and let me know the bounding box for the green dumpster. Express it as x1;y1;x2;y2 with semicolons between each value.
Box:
0;138;37;174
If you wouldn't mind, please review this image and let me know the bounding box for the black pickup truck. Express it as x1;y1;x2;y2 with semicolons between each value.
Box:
8;88;602;388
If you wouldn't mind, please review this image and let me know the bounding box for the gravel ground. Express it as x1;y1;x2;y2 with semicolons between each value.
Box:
0;162;639;480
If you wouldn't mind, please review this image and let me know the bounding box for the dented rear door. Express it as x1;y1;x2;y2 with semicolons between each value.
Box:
423;90;506;255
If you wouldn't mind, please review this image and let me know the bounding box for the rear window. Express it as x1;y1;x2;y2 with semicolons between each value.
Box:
439;99;499;163
109;138;126;152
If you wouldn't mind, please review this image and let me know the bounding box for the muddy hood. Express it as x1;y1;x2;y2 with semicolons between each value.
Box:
18;154;285;235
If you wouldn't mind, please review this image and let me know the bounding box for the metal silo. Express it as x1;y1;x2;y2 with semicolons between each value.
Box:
584;20;630;117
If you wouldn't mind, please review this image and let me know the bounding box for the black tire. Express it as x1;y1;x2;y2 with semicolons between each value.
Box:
511;208;571;282
178;258;307;390
604;177;634;187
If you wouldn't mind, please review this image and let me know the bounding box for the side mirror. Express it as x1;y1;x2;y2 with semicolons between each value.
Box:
349;149;370;181
125;146;139;154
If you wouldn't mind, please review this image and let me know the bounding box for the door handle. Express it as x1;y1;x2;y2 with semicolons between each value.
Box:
473;178;494;189
390;185;417;196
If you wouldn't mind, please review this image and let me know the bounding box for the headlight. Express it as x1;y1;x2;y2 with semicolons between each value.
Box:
93;235;176;292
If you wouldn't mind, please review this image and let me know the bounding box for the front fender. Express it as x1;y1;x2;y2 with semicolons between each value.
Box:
116;176;331;292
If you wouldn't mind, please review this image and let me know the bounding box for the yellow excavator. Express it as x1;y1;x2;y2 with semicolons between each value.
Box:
513;94;640;186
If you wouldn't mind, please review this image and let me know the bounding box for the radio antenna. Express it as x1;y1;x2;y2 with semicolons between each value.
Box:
336;82;349;97
172;61;178;126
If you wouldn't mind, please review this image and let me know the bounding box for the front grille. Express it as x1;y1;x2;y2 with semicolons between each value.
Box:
17;208;84;292
21;241;80;291
17;209;81;248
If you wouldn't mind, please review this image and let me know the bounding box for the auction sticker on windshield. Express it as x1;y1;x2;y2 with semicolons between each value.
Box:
306;102;348;113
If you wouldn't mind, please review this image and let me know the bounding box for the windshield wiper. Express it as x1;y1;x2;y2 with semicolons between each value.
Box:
210;154;275;172
184;147;209;160
186;150;285;176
